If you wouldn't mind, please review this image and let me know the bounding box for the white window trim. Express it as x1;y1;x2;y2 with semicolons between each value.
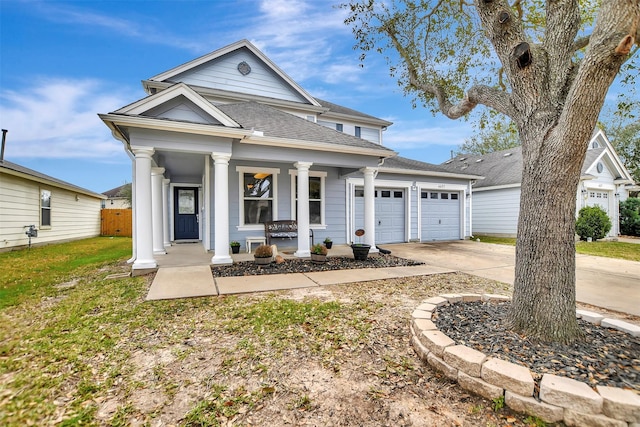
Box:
40;188;52;229
289;169;327;229
236;166;280;231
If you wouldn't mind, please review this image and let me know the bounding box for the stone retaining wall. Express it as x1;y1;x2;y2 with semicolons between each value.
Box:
410;294;640;427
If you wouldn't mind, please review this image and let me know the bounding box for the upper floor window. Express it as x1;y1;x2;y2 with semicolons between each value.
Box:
237;167;279;227
336;123;343;132
355;126;361;138
41;189;51;227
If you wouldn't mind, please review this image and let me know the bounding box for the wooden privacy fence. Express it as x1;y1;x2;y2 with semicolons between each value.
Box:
101;209;132;237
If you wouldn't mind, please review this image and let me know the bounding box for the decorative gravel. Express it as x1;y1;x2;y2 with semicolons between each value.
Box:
212;255;423;277
434;301;640;391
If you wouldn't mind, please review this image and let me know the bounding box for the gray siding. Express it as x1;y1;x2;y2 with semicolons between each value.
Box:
472;187;521;236
143;95;221;124
212;163;348;251
173;48;308;103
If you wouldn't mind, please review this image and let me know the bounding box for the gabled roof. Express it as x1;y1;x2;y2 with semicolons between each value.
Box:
217;101;396;156
440;129;635;189
379;156;483;180
440;147;523;188
147;39;321;108
0;160;106;199
115;83;240;127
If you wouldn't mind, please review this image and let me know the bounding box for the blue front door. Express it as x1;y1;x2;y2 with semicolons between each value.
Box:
174;187;199;240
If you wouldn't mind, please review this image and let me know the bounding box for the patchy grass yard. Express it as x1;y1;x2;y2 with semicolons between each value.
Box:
475;235;640;262
0;237;551;426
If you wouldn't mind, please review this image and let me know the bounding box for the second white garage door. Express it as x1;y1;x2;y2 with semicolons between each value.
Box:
421;190;461;241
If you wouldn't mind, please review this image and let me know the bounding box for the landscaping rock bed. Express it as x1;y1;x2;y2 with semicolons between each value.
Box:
212;255;423;277
434;300;640;391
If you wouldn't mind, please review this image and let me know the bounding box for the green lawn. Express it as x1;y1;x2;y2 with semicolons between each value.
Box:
475;235;640;262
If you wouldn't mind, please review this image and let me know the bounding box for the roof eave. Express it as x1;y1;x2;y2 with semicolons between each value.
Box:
0;165;106;199
377;167;483;180
240;135;396;158
99;113;252;139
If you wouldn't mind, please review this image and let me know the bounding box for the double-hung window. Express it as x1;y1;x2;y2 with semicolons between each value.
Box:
237;167;279;227
40;189;51;227
290;170;326;226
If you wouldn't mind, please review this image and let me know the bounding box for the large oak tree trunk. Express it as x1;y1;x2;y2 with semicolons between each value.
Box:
509;128;585;343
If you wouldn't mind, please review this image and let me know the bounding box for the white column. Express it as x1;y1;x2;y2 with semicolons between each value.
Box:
203;156;211;251
211;153;232;265
294;161;313;257
363;167;378;252
151;167;166;254
131;147;157;270
128;153;136;264
162;178;171;248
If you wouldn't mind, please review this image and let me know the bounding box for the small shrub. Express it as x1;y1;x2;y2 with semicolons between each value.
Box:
323;237;332;243
230;241;240;247
311;243;328;255
254;244;273;258
575;206;611;241
619;197;640;236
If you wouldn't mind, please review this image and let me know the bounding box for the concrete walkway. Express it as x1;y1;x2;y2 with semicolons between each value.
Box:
147;241;640;317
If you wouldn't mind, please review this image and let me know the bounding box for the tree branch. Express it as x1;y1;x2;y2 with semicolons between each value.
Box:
573;35;590;52
408;71;513;119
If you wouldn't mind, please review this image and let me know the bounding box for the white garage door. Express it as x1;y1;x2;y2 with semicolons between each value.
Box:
421;190;461;241
354;188;406;244
587;191;610;214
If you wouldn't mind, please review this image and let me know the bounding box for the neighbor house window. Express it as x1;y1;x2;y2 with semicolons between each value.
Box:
40;189;51;227
237;167;279;227
290;170;327;225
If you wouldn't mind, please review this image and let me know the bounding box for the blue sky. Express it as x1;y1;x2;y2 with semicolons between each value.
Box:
0;0;629;194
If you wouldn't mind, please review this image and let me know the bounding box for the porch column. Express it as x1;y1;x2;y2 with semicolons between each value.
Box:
211;153;232;265
151;167;166;255
162;178;171;248
363;167;378;252
294;161;313;258
131;147;157;270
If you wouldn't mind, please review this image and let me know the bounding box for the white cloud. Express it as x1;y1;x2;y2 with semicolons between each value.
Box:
0;78;131;160
384;121;473;151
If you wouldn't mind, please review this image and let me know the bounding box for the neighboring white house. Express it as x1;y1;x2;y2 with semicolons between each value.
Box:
102;184;131;209
0;159;106;251
440;129;636;238
99;39;482;272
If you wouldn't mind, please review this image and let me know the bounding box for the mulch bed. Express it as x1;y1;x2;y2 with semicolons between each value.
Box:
211;254;423;277
434;301;640;391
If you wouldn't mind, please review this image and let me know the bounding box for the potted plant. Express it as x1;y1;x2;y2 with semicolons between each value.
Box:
323;237;333;249
351;229;371;261
254;244;273;265
310;243;328;263
230;241;241;254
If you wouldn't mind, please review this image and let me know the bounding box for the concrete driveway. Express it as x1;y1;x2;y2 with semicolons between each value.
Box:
383;241;640;317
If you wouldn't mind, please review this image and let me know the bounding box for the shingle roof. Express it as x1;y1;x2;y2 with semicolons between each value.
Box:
314;98;392;126
103;184;130;198
0;160;105;197
217;101;396;154
439;146;606;188
382;156;468;174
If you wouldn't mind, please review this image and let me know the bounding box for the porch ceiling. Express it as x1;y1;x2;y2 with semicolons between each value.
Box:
157;151;206;180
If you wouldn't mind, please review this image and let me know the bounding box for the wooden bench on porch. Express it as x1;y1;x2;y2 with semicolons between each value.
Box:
264;220;314;247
